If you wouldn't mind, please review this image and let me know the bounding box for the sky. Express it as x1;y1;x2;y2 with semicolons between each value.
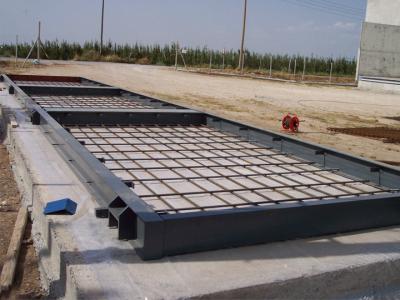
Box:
0;0;367;58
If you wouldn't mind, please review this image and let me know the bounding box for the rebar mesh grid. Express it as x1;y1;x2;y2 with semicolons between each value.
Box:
67;125;391;215
15;80;97;87
32;95;155;109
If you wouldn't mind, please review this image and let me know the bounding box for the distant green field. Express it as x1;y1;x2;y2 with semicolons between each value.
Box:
0;40;357;76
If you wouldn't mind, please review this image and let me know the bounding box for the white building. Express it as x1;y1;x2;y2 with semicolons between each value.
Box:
357;0;400;92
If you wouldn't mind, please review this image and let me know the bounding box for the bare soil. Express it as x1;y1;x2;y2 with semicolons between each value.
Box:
0;144;44;299
2;59;400;164
329;127;400;143
185;67;356;84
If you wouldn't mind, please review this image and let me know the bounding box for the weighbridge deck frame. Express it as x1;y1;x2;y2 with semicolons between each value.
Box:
2;73;400;260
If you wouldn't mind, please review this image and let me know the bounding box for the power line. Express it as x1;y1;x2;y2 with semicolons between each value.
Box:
314;0;365;14
289;0;364;19
281;0;364;20
282;0;363;18
300;0;364;16
309;0;365;14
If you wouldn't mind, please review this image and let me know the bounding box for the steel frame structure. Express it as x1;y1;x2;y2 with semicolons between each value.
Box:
2;73;400;260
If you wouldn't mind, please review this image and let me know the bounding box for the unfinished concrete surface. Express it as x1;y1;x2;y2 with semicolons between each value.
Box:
2;77;400;299
365;0;400;26
359;22;400;78
359;77;400;93
0;102;43;298
2;60;400;164
358;0;400;85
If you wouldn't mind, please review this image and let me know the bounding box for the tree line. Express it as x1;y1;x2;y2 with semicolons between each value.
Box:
0;40;357;76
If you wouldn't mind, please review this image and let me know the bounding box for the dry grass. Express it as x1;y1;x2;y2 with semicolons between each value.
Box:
184;67;355;84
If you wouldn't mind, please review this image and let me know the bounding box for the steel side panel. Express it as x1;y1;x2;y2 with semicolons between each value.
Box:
49;111;206;126
20;85;121;96
8;74;82;83
132;217;165;260
161;195;400;256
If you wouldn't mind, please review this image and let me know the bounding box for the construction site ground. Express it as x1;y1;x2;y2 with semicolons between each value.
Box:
0;143;43;299
2;59;400;299
2;59;399;164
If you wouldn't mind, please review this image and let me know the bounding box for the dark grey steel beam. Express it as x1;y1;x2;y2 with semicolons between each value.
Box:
48;110;206;126
161;193;400;256
20;85;122;96
45;108;197;114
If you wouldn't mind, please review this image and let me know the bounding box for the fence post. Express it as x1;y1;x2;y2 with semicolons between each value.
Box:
15;35;18;66
209;51;212;74
269;55;273;78
222;48;225;70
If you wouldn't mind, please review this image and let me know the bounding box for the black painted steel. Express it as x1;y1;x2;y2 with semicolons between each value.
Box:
4;73;400;261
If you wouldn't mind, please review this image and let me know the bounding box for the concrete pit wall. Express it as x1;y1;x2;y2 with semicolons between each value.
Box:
365;0;400;26
359;22;400;78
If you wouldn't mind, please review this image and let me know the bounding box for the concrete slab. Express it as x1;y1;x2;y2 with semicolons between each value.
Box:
2;86;400;299
359;77;400;94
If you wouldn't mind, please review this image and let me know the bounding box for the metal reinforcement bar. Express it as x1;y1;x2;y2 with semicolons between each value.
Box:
2;73;400;260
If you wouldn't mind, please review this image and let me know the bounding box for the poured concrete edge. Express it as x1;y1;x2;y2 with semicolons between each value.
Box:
359;77;400;94
3;84;400;299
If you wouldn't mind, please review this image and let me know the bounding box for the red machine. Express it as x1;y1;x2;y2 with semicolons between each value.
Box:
282;113;300;132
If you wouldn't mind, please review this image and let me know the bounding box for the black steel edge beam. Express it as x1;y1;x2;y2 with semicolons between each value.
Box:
206;117;400;189
160;193;400;256
45;108;197;114
7;74;83;83
79;76;111;86
49;110;206;126
19;85;122;96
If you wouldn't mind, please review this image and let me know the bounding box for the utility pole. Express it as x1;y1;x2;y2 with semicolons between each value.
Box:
293;58;297;79
100;0;105;55
23;21;47;67
37;22;40;62
15;35;18;66
302;57;306;81
329;62;333;83
209;51;212;74
238;0;247;73
175;42;179;70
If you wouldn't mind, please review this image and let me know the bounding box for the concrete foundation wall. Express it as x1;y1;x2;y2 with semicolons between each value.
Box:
366;0;400;26
358;22;400;78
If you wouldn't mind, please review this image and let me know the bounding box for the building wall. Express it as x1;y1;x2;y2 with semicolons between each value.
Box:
365;0;400;26
358;0;400;78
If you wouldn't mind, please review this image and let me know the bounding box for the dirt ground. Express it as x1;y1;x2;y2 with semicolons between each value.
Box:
0;143;44;299
185;67;355;84
2;59;400;163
